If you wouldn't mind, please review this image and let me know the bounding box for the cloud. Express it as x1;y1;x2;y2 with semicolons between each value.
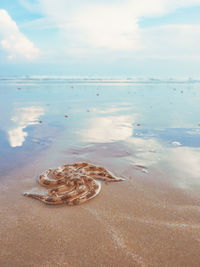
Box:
33;0;200;57
139;24;200;59
0;9;39;60
128;0;200;17
70;5;140;51
36;0;141;52
18;0;200;63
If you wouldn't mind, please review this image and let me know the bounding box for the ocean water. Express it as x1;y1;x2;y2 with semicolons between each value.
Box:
0;76;200;190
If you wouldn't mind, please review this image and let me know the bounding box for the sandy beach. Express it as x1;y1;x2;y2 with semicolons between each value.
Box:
0;77;200;267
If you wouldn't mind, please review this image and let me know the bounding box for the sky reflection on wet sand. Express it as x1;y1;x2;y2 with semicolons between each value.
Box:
0;78;200;191
1;78;200;267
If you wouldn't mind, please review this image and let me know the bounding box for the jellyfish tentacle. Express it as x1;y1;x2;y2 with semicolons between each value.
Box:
24;162;124;205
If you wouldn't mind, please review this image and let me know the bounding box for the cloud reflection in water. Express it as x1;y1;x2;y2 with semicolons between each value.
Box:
80;112;200;189
128;136;200;189
8;106;44;147
80;115;135;143
163;147;200;189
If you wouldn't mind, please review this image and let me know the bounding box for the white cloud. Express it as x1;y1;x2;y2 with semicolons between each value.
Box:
37;0;141;51
139;24;200;59
33;0;200;57
128;0;200;17
0;9;39;60
70;5;140;51
18;0;200;62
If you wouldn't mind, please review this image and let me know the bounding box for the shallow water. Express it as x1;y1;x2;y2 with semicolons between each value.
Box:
0;77;200;266
0;77;200;188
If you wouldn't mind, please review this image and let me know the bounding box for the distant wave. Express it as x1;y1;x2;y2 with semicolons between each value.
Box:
0;75;200;84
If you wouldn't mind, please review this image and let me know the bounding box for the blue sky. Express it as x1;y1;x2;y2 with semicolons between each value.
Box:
0;0;200;77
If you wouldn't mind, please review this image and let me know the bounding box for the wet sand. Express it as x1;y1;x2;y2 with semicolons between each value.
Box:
1;78;200;266
0;146;200;267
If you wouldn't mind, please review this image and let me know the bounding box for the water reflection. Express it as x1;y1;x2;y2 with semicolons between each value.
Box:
126;136;200;189
162;147;200;189
0;79;200;191
126;136;163;166
8;106;44;147
77;106;200;190
134;128;200;148
80;115;135;143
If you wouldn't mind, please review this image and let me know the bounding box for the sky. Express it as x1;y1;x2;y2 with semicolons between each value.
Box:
0;0;200;77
